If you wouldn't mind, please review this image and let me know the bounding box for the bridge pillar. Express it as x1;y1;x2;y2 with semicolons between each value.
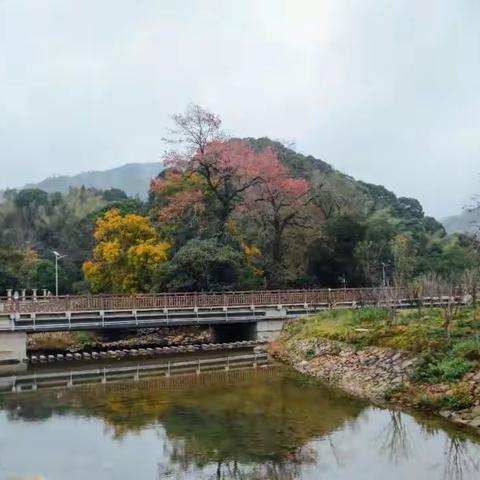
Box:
0;331;27;364
255;318;285;342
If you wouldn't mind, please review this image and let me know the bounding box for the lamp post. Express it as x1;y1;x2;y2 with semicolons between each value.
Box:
52;251;66;297
381;262;390;288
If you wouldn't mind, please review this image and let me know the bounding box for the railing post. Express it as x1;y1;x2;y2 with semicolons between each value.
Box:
13;291;19;314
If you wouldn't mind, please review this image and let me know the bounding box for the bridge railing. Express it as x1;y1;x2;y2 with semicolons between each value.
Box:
0;286;433;315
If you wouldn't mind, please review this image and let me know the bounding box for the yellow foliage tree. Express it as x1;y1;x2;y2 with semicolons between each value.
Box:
83;209;170;293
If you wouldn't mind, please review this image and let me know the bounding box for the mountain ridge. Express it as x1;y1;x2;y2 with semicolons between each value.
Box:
443;208;480;234
22;162;163;199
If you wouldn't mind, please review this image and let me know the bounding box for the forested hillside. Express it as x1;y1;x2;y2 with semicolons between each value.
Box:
0;105;477;295
0;187;143;294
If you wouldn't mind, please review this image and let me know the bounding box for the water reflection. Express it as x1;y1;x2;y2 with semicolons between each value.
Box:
378;411;414;463
375;409;480;480
0;362;479;480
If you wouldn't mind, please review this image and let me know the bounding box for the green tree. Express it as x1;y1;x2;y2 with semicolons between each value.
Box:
391;233;417;285
157;239;260;291
307;214;366;287
30;259;58;293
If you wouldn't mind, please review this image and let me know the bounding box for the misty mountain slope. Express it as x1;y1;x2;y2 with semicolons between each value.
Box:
25;162;163;198
443;208;480;234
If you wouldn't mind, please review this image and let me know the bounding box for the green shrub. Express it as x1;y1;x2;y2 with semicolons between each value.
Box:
412;354;472;384
444;383;474;411
75;331;95;348
305;348;316;359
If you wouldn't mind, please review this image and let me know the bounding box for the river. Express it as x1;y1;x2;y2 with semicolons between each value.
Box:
0;352;479;480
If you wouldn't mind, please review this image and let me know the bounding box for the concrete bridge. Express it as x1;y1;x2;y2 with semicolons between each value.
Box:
0;287;451;363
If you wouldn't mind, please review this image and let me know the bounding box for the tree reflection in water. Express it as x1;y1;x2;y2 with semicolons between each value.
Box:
157;453;313;480
378;411;414;463
150;371;362;478
377;409;480;480
443;437;480;480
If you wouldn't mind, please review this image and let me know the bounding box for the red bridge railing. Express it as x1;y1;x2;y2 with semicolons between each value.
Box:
0;287;429;315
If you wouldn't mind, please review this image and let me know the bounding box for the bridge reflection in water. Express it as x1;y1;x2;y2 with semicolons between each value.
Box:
0;351;272;394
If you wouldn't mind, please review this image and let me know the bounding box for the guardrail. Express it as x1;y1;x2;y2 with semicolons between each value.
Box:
0;287;430;314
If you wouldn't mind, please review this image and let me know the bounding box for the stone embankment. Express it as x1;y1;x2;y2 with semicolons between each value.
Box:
272;337;480;432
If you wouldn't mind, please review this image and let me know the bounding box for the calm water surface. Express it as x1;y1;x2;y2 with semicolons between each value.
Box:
0;359;479;480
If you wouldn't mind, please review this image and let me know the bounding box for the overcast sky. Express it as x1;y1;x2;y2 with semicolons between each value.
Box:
1;0;479;218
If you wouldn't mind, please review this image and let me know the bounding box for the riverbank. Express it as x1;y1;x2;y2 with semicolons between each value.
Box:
271;307;480;432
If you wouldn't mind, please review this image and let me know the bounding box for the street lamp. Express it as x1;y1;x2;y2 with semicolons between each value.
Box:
52;250;66;297
381;262;390;288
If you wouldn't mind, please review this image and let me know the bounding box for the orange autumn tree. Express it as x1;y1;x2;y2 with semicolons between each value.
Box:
83;209;170;293
149;170;209;240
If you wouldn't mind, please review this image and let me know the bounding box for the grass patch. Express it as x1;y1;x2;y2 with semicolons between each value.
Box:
75;331;96;348
286;307;480;353
416;393;445;411
451;339;480;361
412;354;472;384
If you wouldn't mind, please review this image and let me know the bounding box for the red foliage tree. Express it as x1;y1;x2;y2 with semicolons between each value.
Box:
190;140;267;232
242;150;312;285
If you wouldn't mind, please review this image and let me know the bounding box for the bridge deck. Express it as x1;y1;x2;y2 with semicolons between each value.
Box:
1;287;416;313
0;287;460;333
